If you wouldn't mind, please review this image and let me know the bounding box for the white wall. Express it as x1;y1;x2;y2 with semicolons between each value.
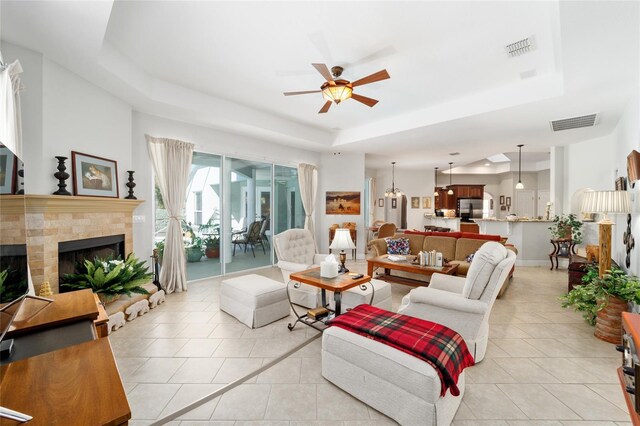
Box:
131;111;321;259
2;42;133;195
612;96;640;276
316;152;366;256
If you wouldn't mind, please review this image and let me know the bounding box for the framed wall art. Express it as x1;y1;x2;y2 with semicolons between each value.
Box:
391;198;397;209
325;191;361;215
411;197;420;209
378;198;384;207
71;151;119;198
422;196;431;209
499;195;505;205
0;144;17;195
505;197;511;207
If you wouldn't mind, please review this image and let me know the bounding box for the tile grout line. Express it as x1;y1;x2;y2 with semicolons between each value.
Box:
148;332;321;426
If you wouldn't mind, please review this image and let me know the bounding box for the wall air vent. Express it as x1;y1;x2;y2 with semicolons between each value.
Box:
550;114;598;132
506;38;533;57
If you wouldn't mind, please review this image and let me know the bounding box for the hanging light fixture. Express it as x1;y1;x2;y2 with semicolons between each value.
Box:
385;161;403;198
447;162;454;195
515;144;524;189
433;167;439;197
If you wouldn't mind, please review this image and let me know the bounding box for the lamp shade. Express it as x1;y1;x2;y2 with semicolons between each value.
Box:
581;190;631;222
329;228;356;250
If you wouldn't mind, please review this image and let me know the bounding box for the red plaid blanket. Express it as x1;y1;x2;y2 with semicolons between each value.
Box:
328;304;474;396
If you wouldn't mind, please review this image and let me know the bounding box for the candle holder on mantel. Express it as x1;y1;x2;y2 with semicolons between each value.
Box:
124;170;137;200
52;156;72;196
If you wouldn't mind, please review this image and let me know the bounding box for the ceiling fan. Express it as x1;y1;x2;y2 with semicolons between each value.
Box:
283;63;390;114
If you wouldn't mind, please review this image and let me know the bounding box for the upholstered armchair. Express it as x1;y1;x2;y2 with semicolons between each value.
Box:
398;241;517;362
274;229;329;308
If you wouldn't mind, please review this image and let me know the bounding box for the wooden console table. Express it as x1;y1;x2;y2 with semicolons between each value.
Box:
1;289;130;425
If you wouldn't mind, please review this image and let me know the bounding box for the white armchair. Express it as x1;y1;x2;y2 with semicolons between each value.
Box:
274;229;328;308
398;241;517;362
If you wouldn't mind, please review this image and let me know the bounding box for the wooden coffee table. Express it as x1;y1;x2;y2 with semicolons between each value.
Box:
367;254;458;286
287;268;373;331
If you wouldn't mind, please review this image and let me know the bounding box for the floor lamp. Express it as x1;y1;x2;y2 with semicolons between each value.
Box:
329;228;356;273
581;190;631;277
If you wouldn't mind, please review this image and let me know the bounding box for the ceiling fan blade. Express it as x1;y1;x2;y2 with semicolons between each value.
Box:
312;63;335;83
318;101;332;114
283;90;322;96
351;93;379;107
351;69;391;87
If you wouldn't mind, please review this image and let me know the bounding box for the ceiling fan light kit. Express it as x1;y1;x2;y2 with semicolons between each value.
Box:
284;63;390;114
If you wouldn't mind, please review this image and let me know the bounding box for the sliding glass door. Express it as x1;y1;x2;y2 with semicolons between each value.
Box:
223;157;273;273
273;165;304;236
184;152;222;280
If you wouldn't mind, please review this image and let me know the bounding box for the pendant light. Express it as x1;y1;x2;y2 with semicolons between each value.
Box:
447;162;454;195
433;167;439;197
515;144;524;189
384;161;403;198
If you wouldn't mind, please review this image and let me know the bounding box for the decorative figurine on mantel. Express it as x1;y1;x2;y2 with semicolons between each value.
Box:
52;156;72;195
124;170;137;199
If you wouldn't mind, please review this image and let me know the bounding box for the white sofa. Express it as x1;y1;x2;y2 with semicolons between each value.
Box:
398;241;517;362
274;229;392;311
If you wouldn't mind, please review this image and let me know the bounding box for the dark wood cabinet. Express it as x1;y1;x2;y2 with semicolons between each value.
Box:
434;185;484;214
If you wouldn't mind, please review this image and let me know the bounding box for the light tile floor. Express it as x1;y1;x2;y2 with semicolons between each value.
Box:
110;264;631;426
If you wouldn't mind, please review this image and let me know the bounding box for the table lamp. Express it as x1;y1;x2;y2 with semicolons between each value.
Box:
581;190;631;277
329;228;356;273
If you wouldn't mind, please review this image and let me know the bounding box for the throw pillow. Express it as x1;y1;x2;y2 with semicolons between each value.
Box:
385;237;410;255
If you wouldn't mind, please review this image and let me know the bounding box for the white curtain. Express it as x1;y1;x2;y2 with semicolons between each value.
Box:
0;54;24;157
369;177;376;226
297;163;318;239
146;134;194;294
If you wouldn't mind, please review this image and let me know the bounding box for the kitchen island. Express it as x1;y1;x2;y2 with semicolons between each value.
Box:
475;219;554;266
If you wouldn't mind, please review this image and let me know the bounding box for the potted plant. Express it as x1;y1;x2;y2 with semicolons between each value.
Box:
154;239;165;265
185;235;204;262
203;235;220;258
549;214;583;243
199;218;220;259
560;265;640;343
61;253;152;305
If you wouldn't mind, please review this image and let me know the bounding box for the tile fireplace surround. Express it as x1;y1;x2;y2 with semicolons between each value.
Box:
0;195;142;293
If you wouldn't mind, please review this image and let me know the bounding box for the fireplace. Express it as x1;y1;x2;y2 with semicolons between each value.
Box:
0;244;29;303
58;235;125;293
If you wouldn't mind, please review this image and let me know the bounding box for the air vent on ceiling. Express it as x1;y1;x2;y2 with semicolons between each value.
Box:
506;38;532;57
449;152;460;156
550;114;598;132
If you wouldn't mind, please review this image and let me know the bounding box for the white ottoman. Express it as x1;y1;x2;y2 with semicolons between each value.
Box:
329;279;393;312
322;326;465;426
220;274;290;328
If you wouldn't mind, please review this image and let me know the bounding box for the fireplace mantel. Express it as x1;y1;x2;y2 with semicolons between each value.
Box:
0;195;143;214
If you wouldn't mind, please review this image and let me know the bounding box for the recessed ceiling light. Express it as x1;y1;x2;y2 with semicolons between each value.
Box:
485;163;491;166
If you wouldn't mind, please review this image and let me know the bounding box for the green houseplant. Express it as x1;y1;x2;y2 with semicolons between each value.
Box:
61;253;152;304
0;268;28;304
183;222;204;263
549;214;583;243
199;217;220;259
560;265;640;343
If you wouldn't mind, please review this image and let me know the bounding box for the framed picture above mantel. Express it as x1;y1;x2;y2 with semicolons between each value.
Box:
71;151;119;198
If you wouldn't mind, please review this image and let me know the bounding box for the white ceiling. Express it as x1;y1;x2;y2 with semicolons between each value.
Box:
1;1;638;171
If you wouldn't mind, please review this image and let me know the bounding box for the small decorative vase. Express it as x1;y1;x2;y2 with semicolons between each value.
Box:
98;293;121;305
125;170;137;200
53;156;72;196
